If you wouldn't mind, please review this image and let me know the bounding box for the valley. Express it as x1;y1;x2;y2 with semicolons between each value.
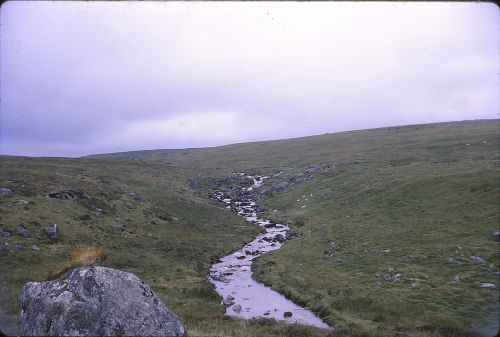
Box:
0;120;498;337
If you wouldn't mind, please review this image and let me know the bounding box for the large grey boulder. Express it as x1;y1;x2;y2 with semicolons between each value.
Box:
20;266;186;336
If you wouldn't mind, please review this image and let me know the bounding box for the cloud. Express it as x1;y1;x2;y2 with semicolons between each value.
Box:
0;1;498;156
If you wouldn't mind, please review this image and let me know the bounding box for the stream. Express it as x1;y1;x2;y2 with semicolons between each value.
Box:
208;175;331;330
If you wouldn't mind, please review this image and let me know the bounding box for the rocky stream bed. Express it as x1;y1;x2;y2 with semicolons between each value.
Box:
208;175;331;330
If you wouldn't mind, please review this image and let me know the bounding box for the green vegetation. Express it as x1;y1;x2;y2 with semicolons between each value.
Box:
1;120;498;336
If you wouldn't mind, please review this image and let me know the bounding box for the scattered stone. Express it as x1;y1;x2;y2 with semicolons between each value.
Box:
453;276;461;284
383;273;392;281
126;191;143;201
43;224;59;240
15;244;24;251
392;274;402;282
31;245;40;252
272;234;286;243
48;189;90;200
480;283;496;289
470;256;486;265
17;225;31;238
0;242;10;250
388;267;394;272
0;226;12;237
20;266;186;336
285;231;301;240
379;248;391;253
0;188;13;197
223;295;235;306
493;232;500;242
410;279;420;288
232;304;242;313
284;311;293;318
111;223;124;231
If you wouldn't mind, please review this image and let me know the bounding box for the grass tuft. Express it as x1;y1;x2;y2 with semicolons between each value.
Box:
47;245;108;280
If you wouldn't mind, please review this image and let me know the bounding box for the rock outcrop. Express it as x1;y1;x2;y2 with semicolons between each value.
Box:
20;266;186;336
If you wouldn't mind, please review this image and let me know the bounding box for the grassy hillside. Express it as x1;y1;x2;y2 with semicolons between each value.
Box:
87;120;498;172
1;119;498;337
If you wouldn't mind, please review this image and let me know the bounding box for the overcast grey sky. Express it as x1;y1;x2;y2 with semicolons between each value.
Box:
0;1;498;157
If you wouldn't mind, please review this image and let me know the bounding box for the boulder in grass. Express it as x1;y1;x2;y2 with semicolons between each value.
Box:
20;266;186;336
18;225;31;238
43;224;59;240
0;188;13;197
493;232;500;242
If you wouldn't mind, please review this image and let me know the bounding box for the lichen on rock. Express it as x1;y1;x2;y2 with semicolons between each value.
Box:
20;266;186;336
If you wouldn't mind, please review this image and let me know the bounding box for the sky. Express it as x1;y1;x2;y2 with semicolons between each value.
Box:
0;1;498;157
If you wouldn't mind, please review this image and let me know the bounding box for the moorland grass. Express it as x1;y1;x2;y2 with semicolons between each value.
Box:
1;119;498;336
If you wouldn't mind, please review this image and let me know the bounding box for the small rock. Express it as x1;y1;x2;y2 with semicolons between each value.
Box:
31;245;40;252
223;295;235;306
15;244;24;251
0;188;13;197
0;226;12;237
411;279;420;288
272;234;286;243
236;255;246;260
284;311;293;318
379;248;391;253
126;191;143;201
43;224;59;240
383;273;392;281
388;267;394;272
492;232;500;242
392;274;402;282
453;276;461;284
232;304;242;313
0;242;10;250
17;225;31;238
470;256;486;265
480;283;496;289
48;190;90;200
111;223;123;231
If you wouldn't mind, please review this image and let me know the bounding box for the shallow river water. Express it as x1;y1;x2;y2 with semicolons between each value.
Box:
208;176;330;330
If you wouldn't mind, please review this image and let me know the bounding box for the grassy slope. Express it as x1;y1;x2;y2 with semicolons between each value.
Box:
0;156;332;337
92;119;499;336
1;120;498;336
249;120;499;336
